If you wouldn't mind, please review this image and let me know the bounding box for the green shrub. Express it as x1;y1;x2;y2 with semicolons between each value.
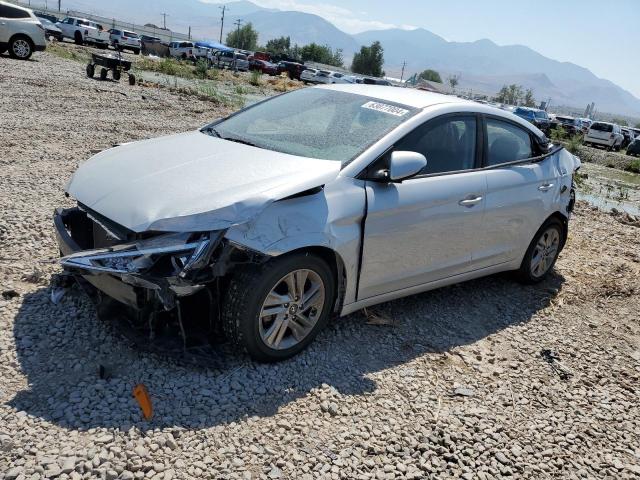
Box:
195;59;209;79
159;57;179;76
626;159;640;173
565;134;583;154
249;70;261;86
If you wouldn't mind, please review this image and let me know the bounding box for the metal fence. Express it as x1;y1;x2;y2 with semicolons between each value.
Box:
12;1;190;43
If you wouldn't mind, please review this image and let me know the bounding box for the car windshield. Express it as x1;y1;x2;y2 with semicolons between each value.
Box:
203;88;417;163
534;111;548;119
591;122;613;132
557;117;574;124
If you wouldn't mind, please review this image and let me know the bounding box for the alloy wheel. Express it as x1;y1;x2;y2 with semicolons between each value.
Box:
530;227;560;278
13;39;31;59
258;269;325;350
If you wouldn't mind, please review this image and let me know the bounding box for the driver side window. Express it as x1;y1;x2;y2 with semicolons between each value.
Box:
394;115;477;175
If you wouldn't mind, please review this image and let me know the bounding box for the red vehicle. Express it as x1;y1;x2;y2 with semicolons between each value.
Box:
249;58;280;76
252;51;271;61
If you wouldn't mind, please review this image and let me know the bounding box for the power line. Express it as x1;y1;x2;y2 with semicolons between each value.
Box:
219;4;227;44
400;60;406;83
160;12;168;30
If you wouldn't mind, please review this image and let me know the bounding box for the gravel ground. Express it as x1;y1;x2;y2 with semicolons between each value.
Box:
1;51;640;480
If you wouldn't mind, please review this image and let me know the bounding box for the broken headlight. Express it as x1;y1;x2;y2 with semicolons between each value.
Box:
60;232;214;276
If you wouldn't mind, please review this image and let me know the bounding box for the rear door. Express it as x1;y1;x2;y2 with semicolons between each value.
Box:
478;116;559;268
358;114;486;299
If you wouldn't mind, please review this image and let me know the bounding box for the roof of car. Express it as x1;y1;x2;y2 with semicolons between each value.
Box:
317;84;470;109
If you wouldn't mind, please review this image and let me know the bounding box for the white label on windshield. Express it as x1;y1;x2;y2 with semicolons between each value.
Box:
361;101;409;117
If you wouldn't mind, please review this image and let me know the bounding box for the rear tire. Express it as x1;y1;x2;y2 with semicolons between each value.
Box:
113;69;121;81
222;252;336;362
516;218;564;284
99;67;108;80
86;63;94;77
74;31;83;45
133;48;140;55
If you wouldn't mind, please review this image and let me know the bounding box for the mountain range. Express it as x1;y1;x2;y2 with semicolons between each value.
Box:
59;0;640;116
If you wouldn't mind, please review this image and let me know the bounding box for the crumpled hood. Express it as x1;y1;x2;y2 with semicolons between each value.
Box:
67;131;341;232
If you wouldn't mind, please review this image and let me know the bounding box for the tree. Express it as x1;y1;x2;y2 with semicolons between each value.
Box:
612;118;629;126
447;74;460;92
264;36;291;56
226;22;258;51
635;122;640;129
351;41;384;77
523;88;536;107
495;83;526;105
299;43;343;67
418;69;442;83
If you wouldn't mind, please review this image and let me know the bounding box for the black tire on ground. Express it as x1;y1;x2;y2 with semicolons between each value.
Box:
99;67;108;81
8;35;34;60
222;252;336;362
133;49;140;55
74;31;83;45
86;63;95;78
515;217;564;284
128;74;136;86
113;69;121;81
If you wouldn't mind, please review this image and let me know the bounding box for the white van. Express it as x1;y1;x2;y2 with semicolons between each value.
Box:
584;122;624;151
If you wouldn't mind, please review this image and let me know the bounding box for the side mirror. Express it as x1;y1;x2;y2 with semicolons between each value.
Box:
388;151;427;182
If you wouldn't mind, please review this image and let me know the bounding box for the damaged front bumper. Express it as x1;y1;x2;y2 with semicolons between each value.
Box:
53;207;262;311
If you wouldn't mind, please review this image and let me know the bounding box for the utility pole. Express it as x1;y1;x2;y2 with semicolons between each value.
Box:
160;12;168;30
219;5;227;44
58;0;61;11
400;60;406;83
233;19;243;48
188;26;191;40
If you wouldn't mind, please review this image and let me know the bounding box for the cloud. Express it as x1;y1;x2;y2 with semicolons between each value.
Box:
199;0;417;33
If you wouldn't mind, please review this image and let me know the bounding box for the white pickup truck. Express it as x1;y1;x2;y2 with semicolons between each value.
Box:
56;17;109;48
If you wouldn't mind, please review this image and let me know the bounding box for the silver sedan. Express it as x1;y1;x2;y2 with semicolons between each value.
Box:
54;85;581;361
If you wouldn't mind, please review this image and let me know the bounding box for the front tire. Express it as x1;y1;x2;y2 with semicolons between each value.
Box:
222;252;336;362
9;36;33;60
516;218;564;284
74;31;83;45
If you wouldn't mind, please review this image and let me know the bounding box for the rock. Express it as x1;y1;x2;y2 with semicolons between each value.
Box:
495;452;510;465
5;467;23;480
453;387;475;397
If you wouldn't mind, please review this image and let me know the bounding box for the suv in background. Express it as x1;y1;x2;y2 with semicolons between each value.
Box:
212;50;249;71
0;1;46;60
513;107;551;134
109;29;141;54
277;60;306;80
584;122;624;151
621;127;635;149
552;115;581;136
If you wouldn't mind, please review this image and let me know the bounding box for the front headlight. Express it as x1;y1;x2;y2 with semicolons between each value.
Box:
61;232;213;276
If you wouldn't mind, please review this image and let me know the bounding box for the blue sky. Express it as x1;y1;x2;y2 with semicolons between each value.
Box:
241;0;640;98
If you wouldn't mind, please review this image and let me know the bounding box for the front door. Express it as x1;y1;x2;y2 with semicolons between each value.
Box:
358;114;486;300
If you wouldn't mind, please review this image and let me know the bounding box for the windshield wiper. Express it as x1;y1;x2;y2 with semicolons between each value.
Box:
202;127;261;148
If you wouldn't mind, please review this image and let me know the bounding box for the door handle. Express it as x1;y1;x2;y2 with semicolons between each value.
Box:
459;195;483;207
538;183;554;191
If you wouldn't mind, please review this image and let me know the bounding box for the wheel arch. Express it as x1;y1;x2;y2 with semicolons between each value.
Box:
543;210;569;251
9;33;34;47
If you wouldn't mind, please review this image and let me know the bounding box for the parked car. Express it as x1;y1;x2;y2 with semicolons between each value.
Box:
0;1;46;60
584;122;624;151
627;136;640;156
168;41;207;61
313;70;350;84
54;84;580;362
33;11;58;23
513;107;551;134
249;58;279;75
56;17;109;48
299;67;318;83
362;77;392;86
37;17;62;42
632;128;640;139
211;50;249;71
621;127;635;148
252;51;271;61
552;115;582;136
576;118;592;133
139;35;160;47
109;29;141;55
277;60;306;80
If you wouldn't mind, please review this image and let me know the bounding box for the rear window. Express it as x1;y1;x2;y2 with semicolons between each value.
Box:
124;31;138;37
236;54;247;60
591;122;613;132
0;5;31;18
515;108;534;118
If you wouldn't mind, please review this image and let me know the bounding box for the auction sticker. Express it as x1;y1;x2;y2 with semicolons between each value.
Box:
361;101;409;117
